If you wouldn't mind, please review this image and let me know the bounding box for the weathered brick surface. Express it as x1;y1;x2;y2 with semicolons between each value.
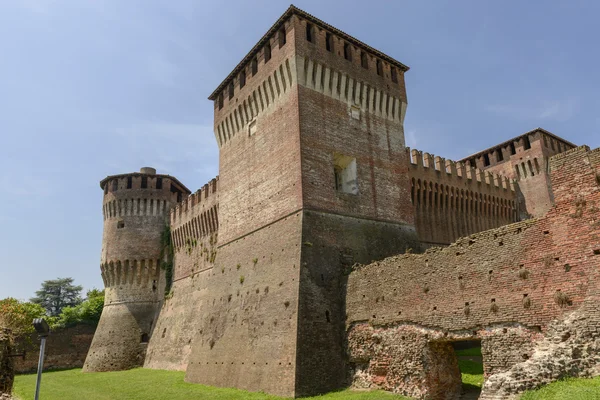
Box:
460;129;576;218
86;5;599;400
144;180;219;371
14;324;95;373
345;146;600;398
408;149;518;246
84;169;190;372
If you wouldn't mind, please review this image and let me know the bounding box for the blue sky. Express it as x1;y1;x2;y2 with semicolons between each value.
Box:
1;0;599;300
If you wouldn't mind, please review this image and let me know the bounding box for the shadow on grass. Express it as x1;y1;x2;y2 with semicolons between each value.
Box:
16;367;81;375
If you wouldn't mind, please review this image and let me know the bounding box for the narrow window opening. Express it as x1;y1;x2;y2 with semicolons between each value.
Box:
251;57;258;76
524;135;531;150
217;93;224;110
528;160;535;176
127;176;132;189
112;179;118;192
264;43;271;63
361;51;368;69
104;184;108;195
483;153;490;167
239;71;246;89
325;310;331;323
550;139;555;151
334;153;358;195
117;220;125;229
156;177;162;189
141;176;148;189
391;67;398;83
141;333;149;343
152;280;157;292
343;43;352;61
278;27;286;47
376;60;383;76
306;23;313;42
496;149;504;162
228;81;234;99
325;32;333;52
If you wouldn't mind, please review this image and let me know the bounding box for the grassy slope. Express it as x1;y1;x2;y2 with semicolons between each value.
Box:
520;377;600;400
13;368;410;400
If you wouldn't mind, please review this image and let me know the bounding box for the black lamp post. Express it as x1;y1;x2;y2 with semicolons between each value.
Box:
32;318;50;400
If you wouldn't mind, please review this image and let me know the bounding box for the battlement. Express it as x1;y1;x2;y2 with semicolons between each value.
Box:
208;5;408;102
100;168;190;196
214;57;295;147
408;147;518;245
408;148;516;191
296;56;406;124
171;177;219;225
170;177;219;252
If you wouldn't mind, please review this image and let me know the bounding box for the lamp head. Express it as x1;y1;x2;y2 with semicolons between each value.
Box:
32;318;50;337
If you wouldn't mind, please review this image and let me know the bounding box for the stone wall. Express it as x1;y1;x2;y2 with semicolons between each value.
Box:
345;145;600;398
460;129;577;218
84;168;190;373
408;148;518;246
144;179;219;371
0;330;13;395
14;324;95;373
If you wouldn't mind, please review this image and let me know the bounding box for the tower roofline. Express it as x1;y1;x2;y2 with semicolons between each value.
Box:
458;127;578;162
99;172;191;194
207;4;410;101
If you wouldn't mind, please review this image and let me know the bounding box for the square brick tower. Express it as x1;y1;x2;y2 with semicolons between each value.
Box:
460;128;577;218
185;6;418;397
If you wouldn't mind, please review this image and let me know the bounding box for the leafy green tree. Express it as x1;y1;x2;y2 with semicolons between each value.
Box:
54;289;104;328
0;298;46;337
30;278;83;317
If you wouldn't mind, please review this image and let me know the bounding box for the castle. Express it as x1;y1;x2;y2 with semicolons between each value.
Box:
83;6;600;399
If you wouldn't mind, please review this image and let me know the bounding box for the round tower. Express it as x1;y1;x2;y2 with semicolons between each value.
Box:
83;168;190;372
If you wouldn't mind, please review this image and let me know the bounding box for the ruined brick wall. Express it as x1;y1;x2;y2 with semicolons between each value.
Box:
345;145;600;398
84;168;190;373
14;324;95;373
408;148;518;246
0;330;13;395
461;129;577;218
144;179;219;371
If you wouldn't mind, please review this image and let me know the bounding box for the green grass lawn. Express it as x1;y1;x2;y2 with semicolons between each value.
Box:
13;368;410;400
520;376;600;400
457;359;484;388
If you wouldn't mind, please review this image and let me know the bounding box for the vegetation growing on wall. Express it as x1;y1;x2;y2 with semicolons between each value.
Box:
160;225;174;297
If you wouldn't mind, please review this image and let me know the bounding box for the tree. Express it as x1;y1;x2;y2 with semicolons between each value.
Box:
55;289;104;327
30;278;83;317
0;298;46;338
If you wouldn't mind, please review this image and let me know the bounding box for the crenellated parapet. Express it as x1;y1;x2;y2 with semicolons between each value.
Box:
296;55;406;124
170;177;219;249
169;177;219;280
407;147;519;246
214;58;296;147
